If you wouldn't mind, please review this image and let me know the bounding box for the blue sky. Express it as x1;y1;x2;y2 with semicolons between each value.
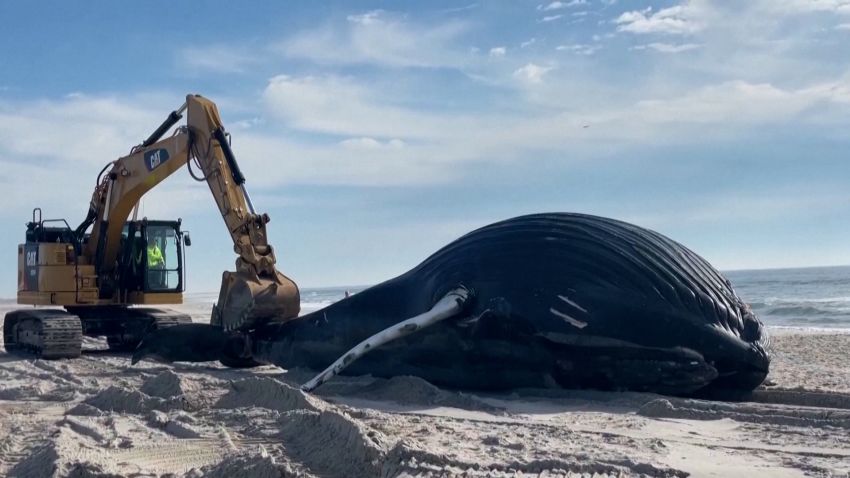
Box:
1;0;849;294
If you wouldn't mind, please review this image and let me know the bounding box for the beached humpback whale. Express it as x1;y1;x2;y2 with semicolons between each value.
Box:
134;213;770;396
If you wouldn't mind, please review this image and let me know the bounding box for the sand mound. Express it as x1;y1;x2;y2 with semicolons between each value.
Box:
0;384;46;400
210;377;388;475
7;427;121;478
639;397;850;429
0;383;77;402
276;408;386;477
383;443;688;477
751;388;850;410
344;375;501;411
199;449;299;478
145;410;203;439
84;386;183;414
62;462;124;478
8;438;61;478
215;377;323;413
140;370;198;398
66;403;103;417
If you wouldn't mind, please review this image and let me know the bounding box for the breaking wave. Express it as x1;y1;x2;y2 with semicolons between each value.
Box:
727;266;850;329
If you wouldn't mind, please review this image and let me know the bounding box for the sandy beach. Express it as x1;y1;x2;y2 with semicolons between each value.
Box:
0;326;848;478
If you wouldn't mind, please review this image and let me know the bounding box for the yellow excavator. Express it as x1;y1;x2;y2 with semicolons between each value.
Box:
3;94;300;361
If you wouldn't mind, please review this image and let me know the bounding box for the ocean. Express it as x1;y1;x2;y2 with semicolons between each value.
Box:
2;266;849;329
726;265;850;329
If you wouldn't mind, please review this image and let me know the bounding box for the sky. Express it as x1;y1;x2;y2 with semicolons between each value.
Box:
1;0;849;294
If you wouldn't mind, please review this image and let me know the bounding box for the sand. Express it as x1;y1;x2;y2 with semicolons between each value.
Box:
1;328;849;477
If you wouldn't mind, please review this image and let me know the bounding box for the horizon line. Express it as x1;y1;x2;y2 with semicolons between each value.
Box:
3;264;849;301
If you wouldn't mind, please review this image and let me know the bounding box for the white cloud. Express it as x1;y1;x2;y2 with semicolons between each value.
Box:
2;73;849;203
769;0;850;14
618;187;850;238
512;63;554;83
440;3;479;14
0;94;165;166
0;94;218;217
628;80;844;124
520;38;537;48
177;45;260;74
632;42;701;53
9;90;455;191
556;43;602;55
489;46;506;58
235;134;456;188
346;10;384;25
339;137;406;150
540;14;564;22
261;75;463;140
261;72;850;166
615;5;704;35
279;10;469;68
537;0;586;11
837;22;850;29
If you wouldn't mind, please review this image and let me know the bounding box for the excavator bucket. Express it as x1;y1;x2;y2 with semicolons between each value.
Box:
212;269;300;331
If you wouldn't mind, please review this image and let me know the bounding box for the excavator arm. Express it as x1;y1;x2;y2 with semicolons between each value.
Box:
79;94;299;330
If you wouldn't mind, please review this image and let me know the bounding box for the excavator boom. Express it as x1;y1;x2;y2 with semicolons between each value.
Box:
6;94;298;360
76;94;299;330
181;95;300;330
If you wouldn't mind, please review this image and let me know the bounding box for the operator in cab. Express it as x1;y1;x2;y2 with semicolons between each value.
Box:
147;237;164;269
146;237;166;289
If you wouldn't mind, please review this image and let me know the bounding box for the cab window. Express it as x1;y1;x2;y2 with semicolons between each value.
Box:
145;225;181;291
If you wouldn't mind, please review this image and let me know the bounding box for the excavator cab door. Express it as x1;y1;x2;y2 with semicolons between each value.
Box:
118;220;185;296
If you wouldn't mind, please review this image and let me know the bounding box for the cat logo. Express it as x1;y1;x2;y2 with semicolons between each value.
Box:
144;148;170;171
26;250;37;267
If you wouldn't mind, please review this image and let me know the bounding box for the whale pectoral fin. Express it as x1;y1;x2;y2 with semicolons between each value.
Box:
301;286;471;392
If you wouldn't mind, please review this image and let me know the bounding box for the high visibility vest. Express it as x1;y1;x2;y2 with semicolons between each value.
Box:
147;245;164;267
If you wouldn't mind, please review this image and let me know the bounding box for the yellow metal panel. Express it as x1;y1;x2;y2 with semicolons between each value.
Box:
38;243;73;266
17;290;109;306
75;265;98;290
37;265;77;292
127;291;183;305
75;290;99;304
17;291;80;306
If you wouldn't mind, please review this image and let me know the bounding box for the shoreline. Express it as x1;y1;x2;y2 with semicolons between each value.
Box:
767;325;850;334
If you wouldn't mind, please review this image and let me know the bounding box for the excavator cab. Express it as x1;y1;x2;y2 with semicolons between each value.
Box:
118;220;187;297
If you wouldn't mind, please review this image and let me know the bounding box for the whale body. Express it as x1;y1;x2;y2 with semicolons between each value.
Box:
245;213;771;395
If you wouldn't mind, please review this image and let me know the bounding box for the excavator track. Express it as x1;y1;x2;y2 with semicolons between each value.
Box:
3;310;83;359
92;307;192;351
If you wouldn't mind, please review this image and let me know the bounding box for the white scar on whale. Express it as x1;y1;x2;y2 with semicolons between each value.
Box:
558;294;588;313
550;307;588;329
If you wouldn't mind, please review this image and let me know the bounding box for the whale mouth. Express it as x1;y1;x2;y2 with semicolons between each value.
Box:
542;335;720;394
704;357;769;394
